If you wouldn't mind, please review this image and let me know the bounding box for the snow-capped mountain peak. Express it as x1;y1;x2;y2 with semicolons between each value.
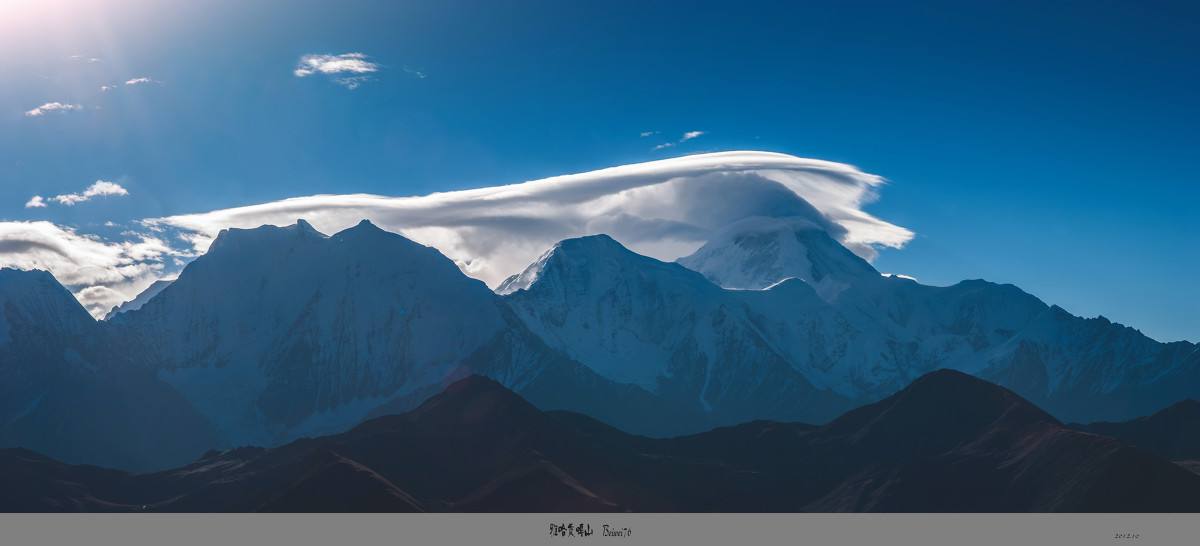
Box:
114;220;509;446
498;234;713;295
0;268;95;345
677;215;879;301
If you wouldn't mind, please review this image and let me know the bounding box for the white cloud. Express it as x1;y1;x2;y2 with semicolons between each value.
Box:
51;180;129;206
0;222;170;318
100;77;158;92
652;130;706;150
24;102;82;117
640;131;659;137
294;53;379;88
24;196;46;208
144;151;913;287
1;152;911;316
293;53;378;76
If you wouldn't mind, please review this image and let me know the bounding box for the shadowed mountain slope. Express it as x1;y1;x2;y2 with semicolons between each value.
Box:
3;371;1198;512
1074;399;1200;460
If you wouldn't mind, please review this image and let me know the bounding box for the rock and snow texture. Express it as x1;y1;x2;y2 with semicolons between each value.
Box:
5;219;1199;470
500;235;853;423
505;230;1200;424
112;219;512;446
677;216;880;300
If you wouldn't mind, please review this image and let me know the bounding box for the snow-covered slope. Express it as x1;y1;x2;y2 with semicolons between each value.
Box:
975;305;1200;422
113;220;513;446
508;232;1200;424
5;219;1196;469
104;279;174;320
107;220;694;449
677;216;880;300
501;235;854;424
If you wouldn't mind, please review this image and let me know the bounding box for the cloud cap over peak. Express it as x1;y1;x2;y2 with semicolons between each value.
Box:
147;151;913;287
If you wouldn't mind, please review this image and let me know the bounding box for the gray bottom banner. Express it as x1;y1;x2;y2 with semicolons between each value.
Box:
0;513;1194;546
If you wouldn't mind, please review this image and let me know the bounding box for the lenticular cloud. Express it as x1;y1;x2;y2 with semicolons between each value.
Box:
1;152;912;317
147;151;913;287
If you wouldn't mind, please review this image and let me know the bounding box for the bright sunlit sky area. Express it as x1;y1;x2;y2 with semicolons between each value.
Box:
1;0;1197;342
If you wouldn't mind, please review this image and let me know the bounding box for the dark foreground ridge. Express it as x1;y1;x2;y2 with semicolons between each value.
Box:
1073;399;1200;461
3;370;1200;512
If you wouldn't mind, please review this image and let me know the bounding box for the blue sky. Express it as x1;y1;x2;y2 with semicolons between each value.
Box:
1;0;1197;342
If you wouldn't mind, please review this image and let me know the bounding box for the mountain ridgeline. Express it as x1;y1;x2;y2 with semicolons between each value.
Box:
0;217;1197;473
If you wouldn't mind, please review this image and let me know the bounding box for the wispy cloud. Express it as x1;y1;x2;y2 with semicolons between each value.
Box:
68;55;102;63
47;181;130;206
294;53;380;89
24;102;82;117
100;77;160;92
24;196;47;208
334;76;370;89
640;131;659;137
652;130;706;150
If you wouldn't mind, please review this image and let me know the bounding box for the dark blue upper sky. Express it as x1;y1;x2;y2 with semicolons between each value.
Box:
2;0;1197;341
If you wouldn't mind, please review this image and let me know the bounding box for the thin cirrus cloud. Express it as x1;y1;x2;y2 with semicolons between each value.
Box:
26;180;130;208
294;52;380;89
24;102;82;117
653;130;706;150
0;152;912;318
101;77;160;92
